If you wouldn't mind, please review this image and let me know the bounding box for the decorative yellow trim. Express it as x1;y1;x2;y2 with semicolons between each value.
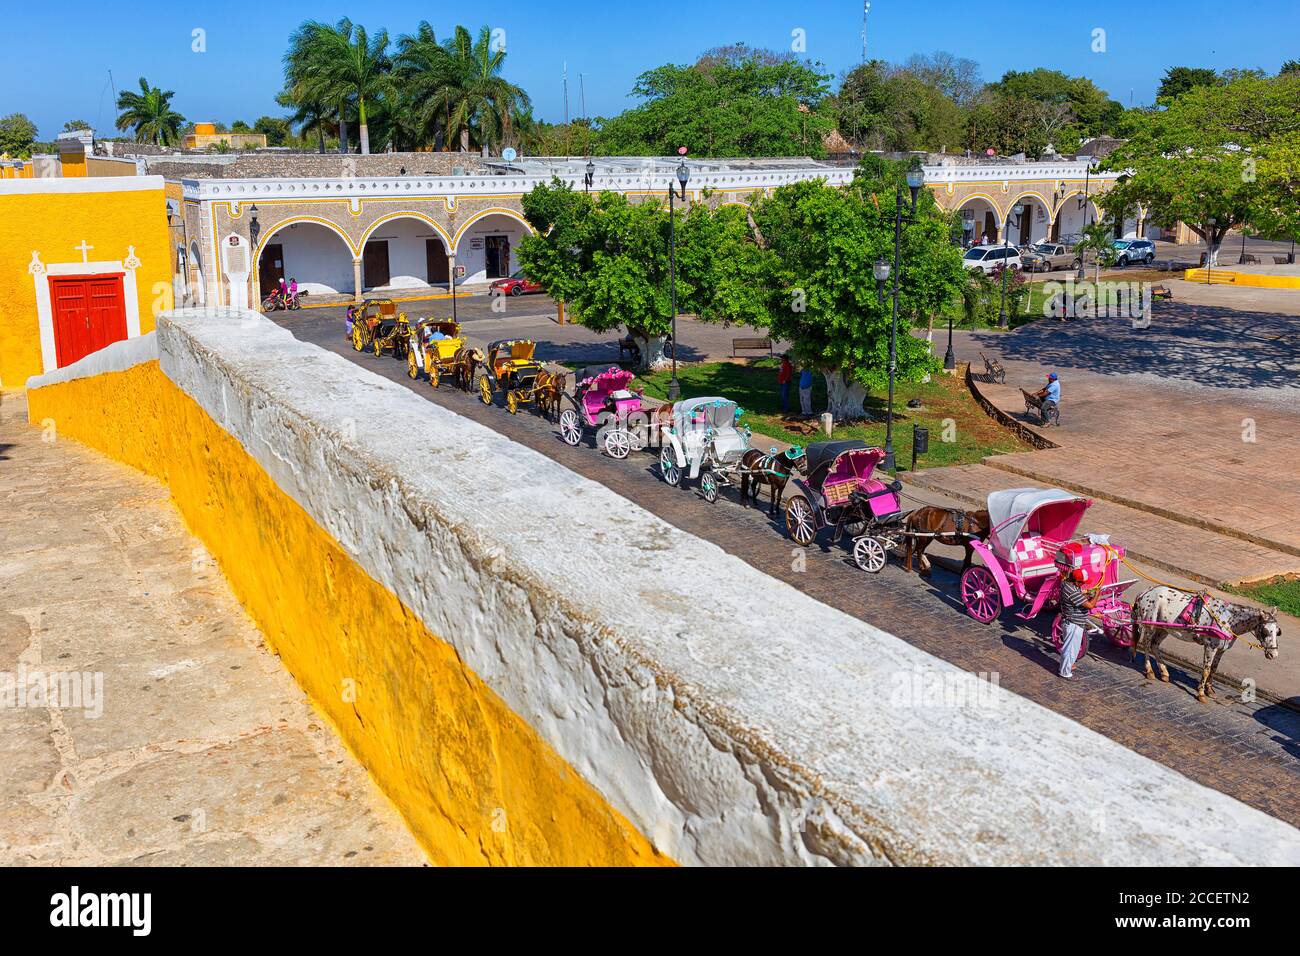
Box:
451;207;536;248
359;211;454;251
254;215;361;259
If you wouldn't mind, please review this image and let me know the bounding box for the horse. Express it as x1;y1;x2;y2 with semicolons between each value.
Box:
453;346;484;392
1131;586;1280;703
901;507;990;576
740;446;807;516
534;369;567;421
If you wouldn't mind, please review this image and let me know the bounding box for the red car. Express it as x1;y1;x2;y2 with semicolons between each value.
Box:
489;271;543;296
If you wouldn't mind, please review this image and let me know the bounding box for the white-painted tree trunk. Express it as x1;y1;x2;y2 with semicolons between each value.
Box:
359;124;370;156
634;333;670;372
823;372;867;420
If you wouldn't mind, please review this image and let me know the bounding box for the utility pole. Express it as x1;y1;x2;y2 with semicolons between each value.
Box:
562;63;570;159
862;1;870;64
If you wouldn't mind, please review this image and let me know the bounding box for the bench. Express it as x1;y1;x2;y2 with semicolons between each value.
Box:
1151;284;1173;300
1240;254;1259;265
1276;256;1294;265
618;335;639;363
732;336;773;358
979;352;1006;385
1021;388;1060;427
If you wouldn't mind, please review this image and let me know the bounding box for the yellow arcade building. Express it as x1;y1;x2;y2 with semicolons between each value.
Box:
0;176;171;389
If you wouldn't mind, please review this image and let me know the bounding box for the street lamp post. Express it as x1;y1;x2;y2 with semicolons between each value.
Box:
248;205;260;305
879;165;925;474
584;159;595;195
1075;160;1094;281
999;204;1024;329
666;153;690;400
1206;216;1216;285
949;221;974;371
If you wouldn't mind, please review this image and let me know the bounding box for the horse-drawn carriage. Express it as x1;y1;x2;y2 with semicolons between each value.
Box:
478;339;565;415
782;442;909;572
558;365;646;459
347;298;398;353
656;397;752;502
406;319;479;390
959;488;1133;658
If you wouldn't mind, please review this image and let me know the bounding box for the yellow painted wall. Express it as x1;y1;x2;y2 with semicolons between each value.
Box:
0;184;170;389
59;152;87;177
27;362;670;866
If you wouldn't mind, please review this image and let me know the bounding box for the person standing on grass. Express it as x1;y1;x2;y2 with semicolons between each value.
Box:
798;366;814;418
777;354;793;412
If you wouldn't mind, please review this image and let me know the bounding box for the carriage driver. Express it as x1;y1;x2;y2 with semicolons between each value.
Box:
1056;557;1098;681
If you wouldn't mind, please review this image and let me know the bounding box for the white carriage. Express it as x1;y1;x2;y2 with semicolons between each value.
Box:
656;396;752;503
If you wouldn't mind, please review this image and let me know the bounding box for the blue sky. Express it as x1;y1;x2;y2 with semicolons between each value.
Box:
5;0;1298;139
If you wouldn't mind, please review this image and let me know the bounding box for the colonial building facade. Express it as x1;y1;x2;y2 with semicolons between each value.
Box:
170;155;1130;308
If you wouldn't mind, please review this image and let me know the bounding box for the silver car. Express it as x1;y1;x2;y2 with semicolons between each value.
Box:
1020;242;1075;273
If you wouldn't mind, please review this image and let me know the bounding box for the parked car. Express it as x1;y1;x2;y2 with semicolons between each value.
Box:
1111;238;1156;266
1020;242;1075;273
489;271;543;296
962;244;1022;274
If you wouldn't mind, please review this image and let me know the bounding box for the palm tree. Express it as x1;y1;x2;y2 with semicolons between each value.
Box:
276;88;332;153
284;18;391;155
115;78;186;146
442;25;531;154
394;21;459;150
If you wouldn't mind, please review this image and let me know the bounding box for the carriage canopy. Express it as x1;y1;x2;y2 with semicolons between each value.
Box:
986;488;1091;555
575;365;635;393
803;441;884;491
673;397;739;432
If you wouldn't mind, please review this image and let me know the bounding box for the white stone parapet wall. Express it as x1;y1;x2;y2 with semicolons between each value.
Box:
77;308;1300;865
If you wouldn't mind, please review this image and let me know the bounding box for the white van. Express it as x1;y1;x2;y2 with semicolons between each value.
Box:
962;244;1023;274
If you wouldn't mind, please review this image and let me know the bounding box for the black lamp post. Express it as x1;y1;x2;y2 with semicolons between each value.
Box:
248;204;260;250
1075;160;1093;281
998;203;1024;329
878;164;925;474
1206;216;1216;285
248;205;260;303
666;154;689;400
584;159;595;194
949;221;974;371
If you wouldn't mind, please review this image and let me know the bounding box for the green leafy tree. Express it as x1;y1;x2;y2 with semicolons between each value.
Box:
114;78;186;146
835;59;966;152
0;113;39;156
275;88;332;153
394;21;457;150
62;119;91;133
597;46;833;157
253;116;291;147
1157;66;1221;102
745;158;963;418
230;119;252;133
1103;72;1300;262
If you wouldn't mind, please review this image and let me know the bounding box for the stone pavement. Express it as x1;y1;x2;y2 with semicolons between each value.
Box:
941;301;1300;572
0;393;425;866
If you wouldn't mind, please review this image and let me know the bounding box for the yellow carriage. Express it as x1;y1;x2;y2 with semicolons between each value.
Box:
407;319;481;390
478;339;566;415
348;298;398;352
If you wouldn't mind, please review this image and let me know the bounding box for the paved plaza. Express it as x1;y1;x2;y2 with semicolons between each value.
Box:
0;394;424;866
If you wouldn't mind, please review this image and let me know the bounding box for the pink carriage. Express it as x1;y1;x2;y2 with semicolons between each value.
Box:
959;488;1134;658
558;365;646;459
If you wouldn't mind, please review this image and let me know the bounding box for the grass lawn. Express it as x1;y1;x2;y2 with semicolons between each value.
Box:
1226;576;1300;618
633;358;1032;472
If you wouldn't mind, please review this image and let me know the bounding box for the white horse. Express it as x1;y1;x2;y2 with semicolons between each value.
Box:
1131;586;1280;703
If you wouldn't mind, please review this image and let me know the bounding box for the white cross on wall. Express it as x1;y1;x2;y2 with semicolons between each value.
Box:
75;240;94;263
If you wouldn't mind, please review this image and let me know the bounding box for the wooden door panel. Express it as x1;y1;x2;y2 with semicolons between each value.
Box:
49;274;127;368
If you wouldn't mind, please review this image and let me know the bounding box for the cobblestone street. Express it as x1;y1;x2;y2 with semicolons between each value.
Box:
275;311;1300;830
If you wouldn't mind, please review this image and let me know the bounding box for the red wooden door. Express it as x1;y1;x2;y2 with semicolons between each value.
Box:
50;274;128;368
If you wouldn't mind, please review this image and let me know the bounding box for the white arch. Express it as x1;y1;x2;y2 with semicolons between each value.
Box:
361;211;453;250
189;241;206;306
254;215;358;260
956;195;1002;244
255;219;357;297
451;208;535;251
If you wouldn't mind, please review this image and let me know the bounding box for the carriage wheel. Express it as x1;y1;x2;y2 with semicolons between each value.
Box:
785;496;816;547
407;349;420;380
853;536;888;574
700;470;719;503
659;447;681;486
428;365;441;390
603;428;632;460
351;324;365;352
478;375;494;405
1050;615;1091;662
506;390;520;414
1106;604;1134;649
960;566;1002;624
559;409;583;446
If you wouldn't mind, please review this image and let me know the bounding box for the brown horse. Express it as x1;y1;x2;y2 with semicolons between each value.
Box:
739;447;807;516
535;370;567;421
903;507;990;575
